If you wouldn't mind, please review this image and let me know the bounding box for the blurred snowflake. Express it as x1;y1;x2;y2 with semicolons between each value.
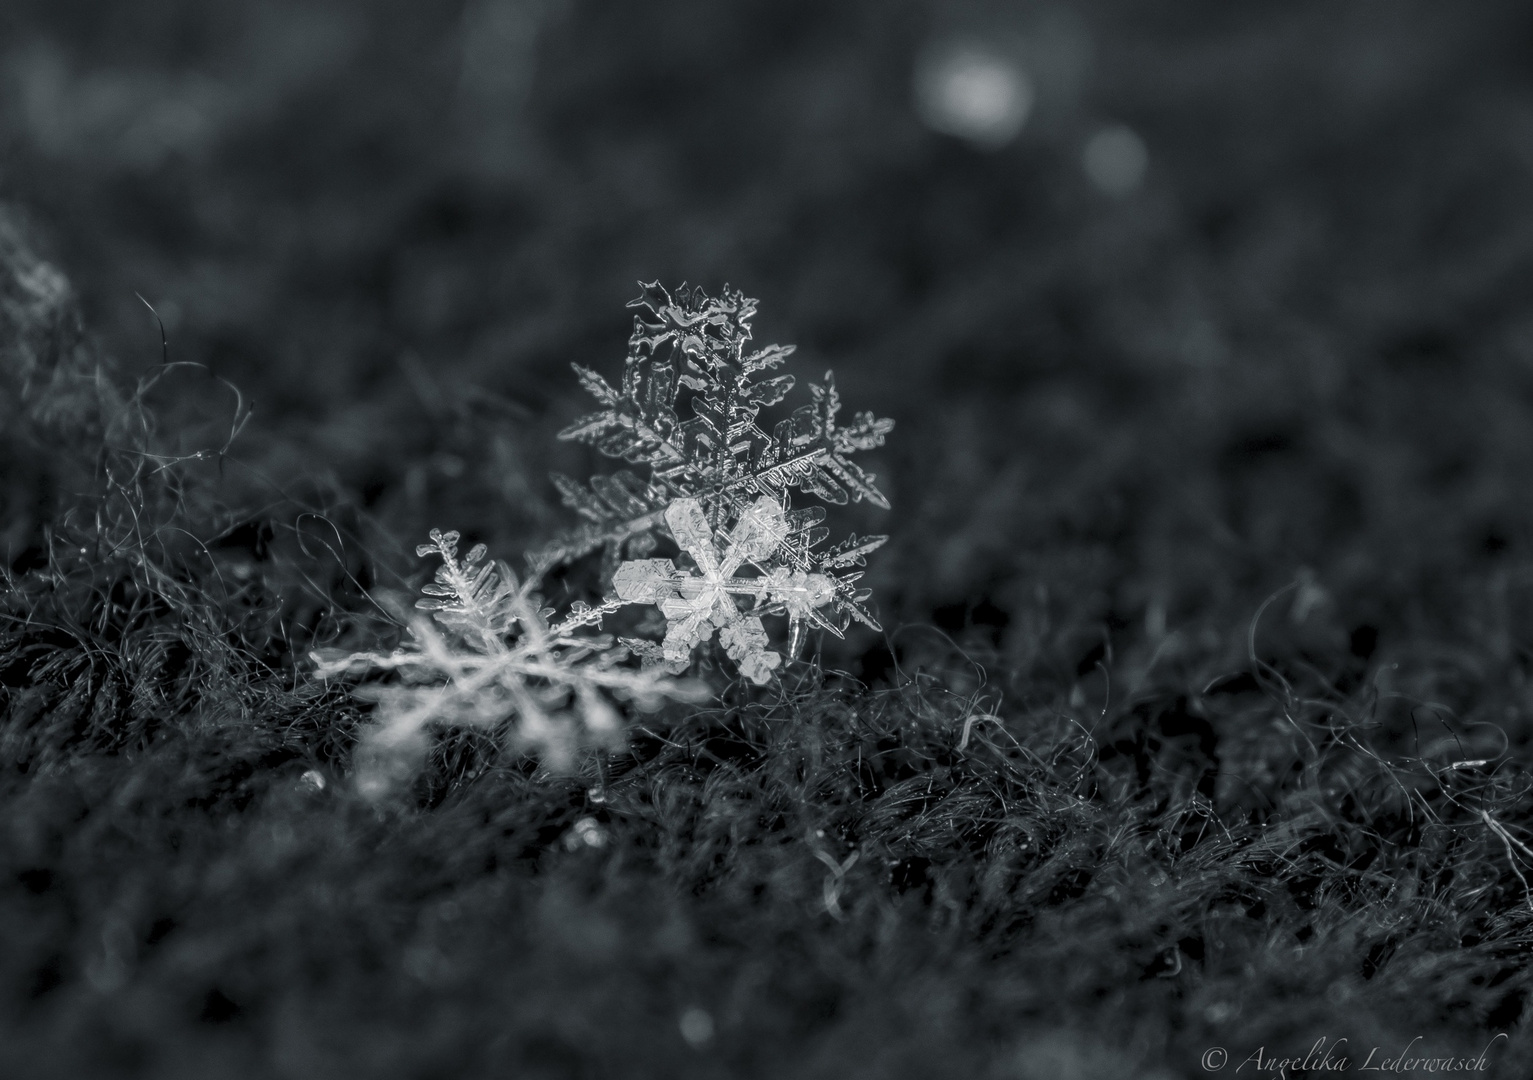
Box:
314;528;699;794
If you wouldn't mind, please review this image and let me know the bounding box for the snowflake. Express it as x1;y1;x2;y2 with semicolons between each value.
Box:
313;529;698;793
611;496;838;684
541;283;894;678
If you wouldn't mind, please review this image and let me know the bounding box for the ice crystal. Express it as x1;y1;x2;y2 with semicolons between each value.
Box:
544;282;894;677
612;496;839;684
313;529;697;793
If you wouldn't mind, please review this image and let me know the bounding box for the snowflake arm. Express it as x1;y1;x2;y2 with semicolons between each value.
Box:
774;371;893;509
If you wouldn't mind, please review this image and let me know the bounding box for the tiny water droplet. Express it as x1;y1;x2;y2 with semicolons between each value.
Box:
564;816;607;851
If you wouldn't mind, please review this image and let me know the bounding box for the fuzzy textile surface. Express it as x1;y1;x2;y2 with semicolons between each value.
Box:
4;2;1533;1077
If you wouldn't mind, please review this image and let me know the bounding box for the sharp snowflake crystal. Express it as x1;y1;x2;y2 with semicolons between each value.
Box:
613;496;839;684
546;282;894;680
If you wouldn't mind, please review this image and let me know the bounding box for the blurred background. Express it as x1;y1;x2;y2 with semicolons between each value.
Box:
6;0;1533;705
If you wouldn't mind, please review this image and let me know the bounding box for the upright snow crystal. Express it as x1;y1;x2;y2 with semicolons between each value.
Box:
547;282;894;682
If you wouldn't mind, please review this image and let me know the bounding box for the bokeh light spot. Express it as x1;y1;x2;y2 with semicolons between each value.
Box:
679;1006;715;1048
1082;124;1148;195
914;41;1034;150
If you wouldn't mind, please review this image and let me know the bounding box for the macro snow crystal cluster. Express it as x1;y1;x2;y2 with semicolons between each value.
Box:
316;283;892;785
547;281;893;680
